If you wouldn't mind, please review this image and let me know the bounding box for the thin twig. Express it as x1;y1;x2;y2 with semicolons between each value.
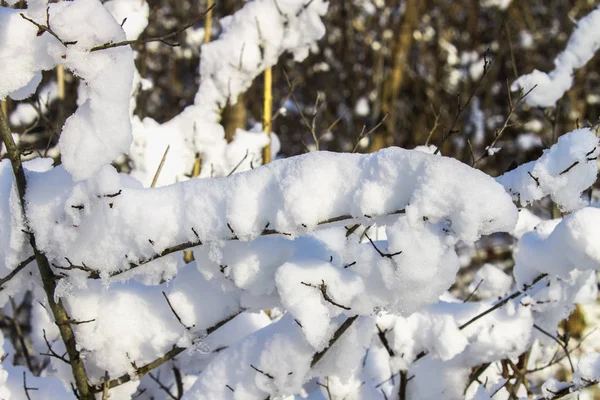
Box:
301;280;351;310
311;316;358;368
533;324;574;373
434;49;492;155
464;279;484;302
151;145;170;188
89;310;241;393
283;70;319;150
69;209;406;279
148;372;178;400
365;233;402;258
459;274;548;330
473;84;537;167
352;114;388;153
0;255;35;290
90;4;215;52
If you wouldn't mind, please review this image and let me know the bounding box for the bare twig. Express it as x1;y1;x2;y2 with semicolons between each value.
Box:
68;209;406;279
352;114;388;153
464;279;484;302
151;145;170;188
365;232;402;258
20;8;77;48
424;105;442;146
148;372;178;400
89;310;241;393
311;316;358;368
0;255;35;290
227;149;250;177
23;371;38;400
301;280;351;310
1;94;93;399
90;4;215;52
376;324;394;357
162;291;192;330
283;70;319;150
533;324;574;373
434;49;492;155
472;83;537;167
459;274;548;330
40;329;70;365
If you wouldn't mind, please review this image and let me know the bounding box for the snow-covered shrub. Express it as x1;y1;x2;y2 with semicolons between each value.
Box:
1;1;600;400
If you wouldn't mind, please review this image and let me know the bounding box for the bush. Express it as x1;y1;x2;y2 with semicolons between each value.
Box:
1;1;600;399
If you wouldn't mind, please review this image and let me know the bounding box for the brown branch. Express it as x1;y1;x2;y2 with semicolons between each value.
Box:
473;83;537;167
1;96;93;399
301;280;351;310
9;297;34;372
399;370;408;400
0;255;35;290
20;8;77;48
311;315;358;368
89;4;215;52
458;274;548;330
67;209;405;279
90;310;241;393
365;233;402;259
376;324;394;357
533;324;574;373
434;49;492;156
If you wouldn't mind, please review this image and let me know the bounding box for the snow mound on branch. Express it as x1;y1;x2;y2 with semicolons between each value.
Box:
574;352;600;385
23;148;517;278
514;207;600;280
103;0;149;40
512;6;600;107
497;128;599;212
0;0;135;181
0;6;56;100
129;0;329;186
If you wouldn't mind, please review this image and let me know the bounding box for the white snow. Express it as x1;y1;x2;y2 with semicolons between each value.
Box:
512;6;600;107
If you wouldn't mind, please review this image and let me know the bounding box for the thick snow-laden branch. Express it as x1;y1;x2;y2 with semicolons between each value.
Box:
497;128;599;212
0;0;135;181
20;147;517;279
511;6;600;107
0;146;522;398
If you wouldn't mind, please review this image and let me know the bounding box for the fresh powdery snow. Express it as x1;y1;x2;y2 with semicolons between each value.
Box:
129;0;328;187
2;0;600;399
0;0;135;181
512;6;600;107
